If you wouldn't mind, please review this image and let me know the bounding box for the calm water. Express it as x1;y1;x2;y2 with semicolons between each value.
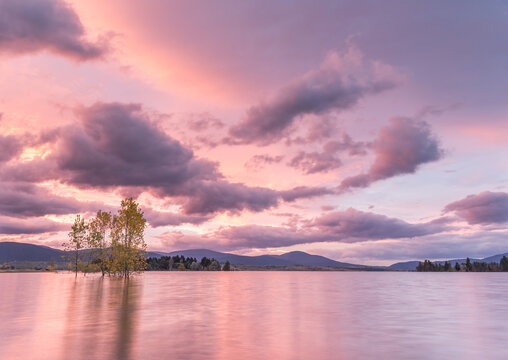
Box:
1;272;507;360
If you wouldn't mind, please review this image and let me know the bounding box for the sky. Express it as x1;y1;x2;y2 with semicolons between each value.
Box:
0;0;507;265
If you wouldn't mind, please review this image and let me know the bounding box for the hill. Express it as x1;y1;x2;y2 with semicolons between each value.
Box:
155;249;362;268
0;242;64;262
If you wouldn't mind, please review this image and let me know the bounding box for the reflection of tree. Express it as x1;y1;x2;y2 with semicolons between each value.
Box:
114;277;141;360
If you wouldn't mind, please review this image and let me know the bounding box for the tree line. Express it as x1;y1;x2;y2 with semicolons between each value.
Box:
64;198;147;277
416;256;508;272
146;256;231;271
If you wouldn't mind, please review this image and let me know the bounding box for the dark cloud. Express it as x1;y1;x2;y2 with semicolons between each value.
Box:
340;118;443;190
444;191;508;225
228;52;396;145
143;208;211;227
158;208;449;251
310;208;449;241
0;216;67;234
279;186;335;202
0;0;109;61
0;134;24;162
0;182;80;217
0;102;332;217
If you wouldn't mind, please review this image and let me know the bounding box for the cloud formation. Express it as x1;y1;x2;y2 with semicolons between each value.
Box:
444;191;508;225
158;208;449;251
228;49;397;145
0;102;332;217
340;117;443;190
0;0;109;61
0;134;24;163
288;133;368;174
0;216;67;234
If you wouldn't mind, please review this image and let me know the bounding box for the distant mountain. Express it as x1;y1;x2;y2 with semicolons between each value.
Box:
388;253;508;271
0;242;64;262
155;248;362;268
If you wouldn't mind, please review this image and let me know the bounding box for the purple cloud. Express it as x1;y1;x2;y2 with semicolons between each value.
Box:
0;216;67;234
444;191;508;225
228;51;397;145
310;208;449;241
340;117;443;190
245;154;284;170
288;133;368;174
0;102;333;217
0;134;24;163
0;0;109;61
158;208;449;251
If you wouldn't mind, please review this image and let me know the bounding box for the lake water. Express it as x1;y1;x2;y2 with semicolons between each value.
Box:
1;272;507;360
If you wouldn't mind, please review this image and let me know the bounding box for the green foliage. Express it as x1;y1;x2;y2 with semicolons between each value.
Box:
146;255;225;271
64;215;87;276
63;198;147;278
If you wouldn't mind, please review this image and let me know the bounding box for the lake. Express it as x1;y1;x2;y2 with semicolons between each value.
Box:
1;272;507;359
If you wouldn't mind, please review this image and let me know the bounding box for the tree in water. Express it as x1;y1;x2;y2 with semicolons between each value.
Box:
87;210;112;276
110;198;147;277
65;215;87;276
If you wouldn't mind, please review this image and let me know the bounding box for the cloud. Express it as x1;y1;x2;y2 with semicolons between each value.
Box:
0;0;109;61
340;117;443;190
310;208;449;241
143;208;211;227
444;191;508;225
0;216;67;234
245;154;284;170
157;208;449;251
185;113;224;132
279;186;335;202
228;48;398;145
288;133;367;174
0;134;24;162
288;150;342;174
0;102;333;217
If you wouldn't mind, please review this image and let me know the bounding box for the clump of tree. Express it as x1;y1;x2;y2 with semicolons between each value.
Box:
63;198;147;277
146;256;229;271
416;256;508;272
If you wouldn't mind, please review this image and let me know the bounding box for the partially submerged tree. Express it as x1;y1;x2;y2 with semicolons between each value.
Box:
110;198;147;277
87;210;112;276
65;215;87;276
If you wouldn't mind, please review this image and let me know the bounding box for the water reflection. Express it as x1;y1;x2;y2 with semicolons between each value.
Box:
1;272;508;359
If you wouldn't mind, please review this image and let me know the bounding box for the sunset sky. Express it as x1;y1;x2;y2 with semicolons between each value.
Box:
1;0;507;265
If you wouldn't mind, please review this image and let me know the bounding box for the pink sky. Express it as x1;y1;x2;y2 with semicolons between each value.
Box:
0;0;507;265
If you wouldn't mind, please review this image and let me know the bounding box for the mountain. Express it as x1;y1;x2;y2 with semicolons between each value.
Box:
388;253;508;271
0;243;363;268
0;242;64;262
155;249;362;268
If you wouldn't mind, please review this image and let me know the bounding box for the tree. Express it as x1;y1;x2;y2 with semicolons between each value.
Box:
465;258;472;272
110;198;147;277
501;256;508;272
209;259;221;271
444;261;451;271
65;215;87;276
222;260;231;271
455;262;461;272
87;210;112;276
